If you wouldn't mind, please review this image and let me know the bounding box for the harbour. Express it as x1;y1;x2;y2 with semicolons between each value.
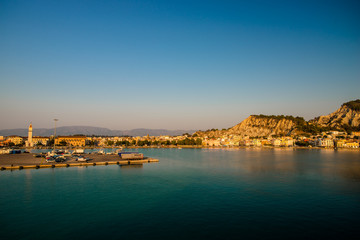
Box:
1;148;359;239
0;151;159;171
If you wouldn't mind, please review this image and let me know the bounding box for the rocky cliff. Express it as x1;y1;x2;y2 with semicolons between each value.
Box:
227;115;298;137
310;100;360;129
196;115;302;138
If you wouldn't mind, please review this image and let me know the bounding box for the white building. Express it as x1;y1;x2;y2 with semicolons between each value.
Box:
316;138;334;148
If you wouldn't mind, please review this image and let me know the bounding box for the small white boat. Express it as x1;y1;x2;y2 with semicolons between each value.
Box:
73;149;85;154
63;152;72;157
97;149;105;155
46;151;56;157
77;157;88;162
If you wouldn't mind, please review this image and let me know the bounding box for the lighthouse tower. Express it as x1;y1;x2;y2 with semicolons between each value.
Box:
27;123;33;147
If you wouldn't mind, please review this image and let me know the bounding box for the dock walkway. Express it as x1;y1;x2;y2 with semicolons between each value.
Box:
0;154;158;171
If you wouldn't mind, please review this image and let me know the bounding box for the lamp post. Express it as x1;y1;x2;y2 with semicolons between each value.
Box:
53;119;58;152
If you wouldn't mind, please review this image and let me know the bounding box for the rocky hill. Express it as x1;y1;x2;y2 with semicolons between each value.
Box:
227;115;298;137
196;115;306;138
196;100;360;138
310;100;360;129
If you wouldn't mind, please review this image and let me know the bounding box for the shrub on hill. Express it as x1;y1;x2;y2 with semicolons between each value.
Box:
251;114;306;125
342;99;360;111
252;114;337;134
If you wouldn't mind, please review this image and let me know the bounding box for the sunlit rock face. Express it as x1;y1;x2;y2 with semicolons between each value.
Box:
311;100;360;128
228;115;296;137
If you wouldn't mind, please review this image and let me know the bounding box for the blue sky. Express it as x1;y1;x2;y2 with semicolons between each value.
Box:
0;0;359;130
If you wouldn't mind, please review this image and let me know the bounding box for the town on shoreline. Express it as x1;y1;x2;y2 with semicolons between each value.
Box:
1;123;359;151
2;100;360;151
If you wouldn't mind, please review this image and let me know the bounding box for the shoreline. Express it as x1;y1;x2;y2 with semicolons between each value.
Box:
13;145;359;151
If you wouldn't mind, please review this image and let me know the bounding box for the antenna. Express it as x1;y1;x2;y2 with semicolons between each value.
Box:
53;119;59;152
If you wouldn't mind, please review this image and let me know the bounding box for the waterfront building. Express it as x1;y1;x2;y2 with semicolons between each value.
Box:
316;138;334;148
203;139;221;147
6;136;24;145
336;140;346;148
344;141;359;148
252;139;262;147
261;139;271;146
32;137;49;146
272;139;281;147
0;136;4;147
280;138;294;147
240;139;252;147
55;136;86;146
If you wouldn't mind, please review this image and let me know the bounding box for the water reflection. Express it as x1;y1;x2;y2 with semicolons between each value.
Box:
157;148;360;183
243;149;360;181
24;170;33;203
120;164;143;169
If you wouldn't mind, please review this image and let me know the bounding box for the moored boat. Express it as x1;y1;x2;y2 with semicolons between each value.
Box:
73;149;85;154
118;152;144;160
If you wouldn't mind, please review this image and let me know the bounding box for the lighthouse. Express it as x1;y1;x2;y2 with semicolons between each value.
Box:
27;123;33;147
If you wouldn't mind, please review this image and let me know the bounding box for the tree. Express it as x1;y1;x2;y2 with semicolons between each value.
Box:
120;140;130;146
295;141;311;146
342;99;360;111
47;138;54;146
16;141;25;147
86;140;98;146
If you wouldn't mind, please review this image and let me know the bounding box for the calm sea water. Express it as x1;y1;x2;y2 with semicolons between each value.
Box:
1;148;360;240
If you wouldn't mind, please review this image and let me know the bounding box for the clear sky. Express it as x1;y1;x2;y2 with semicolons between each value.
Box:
0;0;359;130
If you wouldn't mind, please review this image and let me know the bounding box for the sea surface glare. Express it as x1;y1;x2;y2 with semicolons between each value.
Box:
1;148;360;239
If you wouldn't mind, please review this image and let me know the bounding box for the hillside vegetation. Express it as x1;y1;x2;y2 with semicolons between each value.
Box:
342;99;360;111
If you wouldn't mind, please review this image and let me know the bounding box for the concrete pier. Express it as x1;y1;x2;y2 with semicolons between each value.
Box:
0;154;159;171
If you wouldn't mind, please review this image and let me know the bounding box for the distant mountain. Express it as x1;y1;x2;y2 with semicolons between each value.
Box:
121;128;193;137
0;126;196;137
